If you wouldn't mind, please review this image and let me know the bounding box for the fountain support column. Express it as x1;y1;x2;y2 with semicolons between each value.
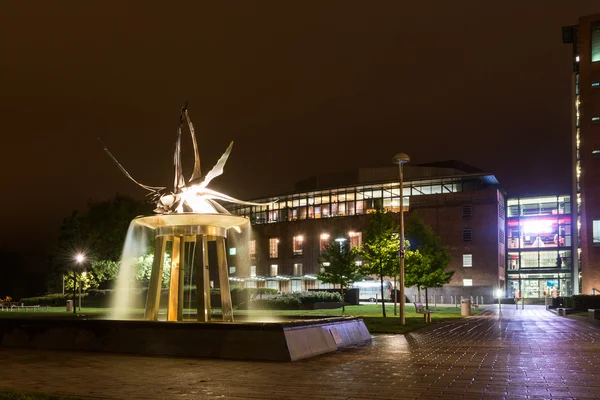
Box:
216;236;234;321
144;236;166;321
168;235;182;322
195;235;211;322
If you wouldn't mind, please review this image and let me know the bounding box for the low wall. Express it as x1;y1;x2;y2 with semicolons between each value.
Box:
0;317;371;362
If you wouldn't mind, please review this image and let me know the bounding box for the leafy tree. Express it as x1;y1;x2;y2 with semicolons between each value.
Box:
405;212;453;308
317;234;364;312
356;208;399;317
51;194;153;291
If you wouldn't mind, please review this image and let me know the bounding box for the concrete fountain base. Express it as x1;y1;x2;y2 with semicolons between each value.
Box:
0;317;371;361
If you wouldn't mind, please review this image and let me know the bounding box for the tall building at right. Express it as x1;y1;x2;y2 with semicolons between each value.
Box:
563;15;600;294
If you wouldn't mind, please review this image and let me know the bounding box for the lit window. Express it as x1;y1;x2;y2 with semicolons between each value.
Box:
462;204;472;218
293;263;303;276
269;238;279;258
250;265;256;277
592;82;600;87
248;240;256;255
463;254;472;267
319;233;330;251
293;235;304;256
355;260;363;267
229;266;236;274
593;149;600;155
463;279;473;286
270;264;278;276
463;228;472;242
592;21;600;63
349;231;362;249
593;220;600;245
229;247;236;256
592;116;600;122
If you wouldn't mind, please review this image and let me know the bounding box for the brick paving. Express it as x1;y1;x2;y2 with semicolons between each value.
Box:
1;305;600;400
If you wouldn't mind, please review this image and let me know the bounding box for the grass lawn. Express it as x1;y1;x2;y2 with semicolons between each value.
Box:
0;390;81;400
0;304;477;334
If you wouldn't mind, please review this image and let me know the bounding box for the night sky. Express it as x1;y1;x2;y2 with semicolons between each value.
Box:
2;1;600;288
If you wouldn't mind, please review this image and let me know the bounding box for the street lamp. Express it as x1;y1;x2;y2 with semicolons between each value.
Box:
74;253;86;314
393;152;410;326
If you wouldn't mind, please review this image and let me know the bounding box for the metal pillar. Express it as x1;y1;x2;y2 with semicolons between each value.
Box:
145;236;166;321
195;234;211;322
168;235;182;322
177;236;186;321
216;236;234;321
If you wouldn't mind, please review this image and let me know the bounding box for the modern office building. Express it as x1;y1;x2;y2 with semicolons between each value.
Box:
505;195;575;298
563;15;600;294
225;162;507;301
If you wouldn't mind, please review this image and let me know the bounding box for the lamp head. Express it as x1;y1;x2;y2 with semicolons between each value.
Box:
75;254;86;263
392;152;410;165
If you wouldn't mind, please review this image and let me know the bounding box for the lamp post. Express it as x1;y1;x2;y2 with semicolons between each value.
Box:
74;254;85;314
393;152;410;326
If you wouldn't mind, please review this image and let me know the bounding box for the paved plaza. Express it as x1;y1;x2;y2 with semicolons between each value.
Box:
1;305;600;399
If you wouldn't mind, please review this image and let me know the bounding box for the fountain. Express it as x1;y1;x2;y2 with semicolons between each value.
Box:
102;105;271;323
0;105;371;361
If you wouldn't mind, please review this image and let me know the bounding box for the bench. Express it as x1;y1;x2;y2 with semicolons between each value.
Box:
556;307;573;316
414;302;434;323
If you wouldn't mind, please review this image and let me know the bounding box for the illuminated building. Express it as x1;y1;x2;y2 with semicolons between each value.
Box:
226;162;508;302
563;14;600;294
505;195;575;298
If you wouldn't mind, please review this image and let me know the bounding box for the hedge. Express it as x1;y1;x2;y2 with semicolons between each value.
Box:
247;291;342;310
573;295;600;310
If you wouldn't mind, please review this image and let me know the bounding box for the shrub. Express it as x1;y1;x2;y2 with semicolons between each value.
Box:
573;295;600;310
246;291;342;310
20;293;70;306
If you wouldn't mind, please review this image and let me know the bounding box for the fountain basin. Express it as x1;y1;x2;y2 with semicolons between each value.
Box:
0;317;372;361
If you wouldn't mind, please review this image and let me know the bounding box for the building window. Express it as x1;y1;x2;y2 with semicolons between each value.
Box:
463;279;473;286
592;21;600;63
463;228;472;242
593;116;600;122
593;220;600;245
320;233;330;251
462;204;472;218
293;263;303;276
248;240;256;255
355;260;363;267
229;266;236;274
293;235;303;256
291;280;303;292
463;254;472;267
349;231;362;249
229;247;236;256
270;264;278;276
266;280;278;290
250;265;256;277
269;238;279;258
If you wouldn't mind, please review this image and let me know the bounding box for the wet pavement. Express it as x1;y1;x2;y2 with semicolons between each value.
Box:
1;305;600;399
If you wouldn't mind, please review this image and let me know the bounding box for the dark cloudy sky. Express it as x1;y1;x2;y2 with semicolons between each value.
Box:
2;1;600;257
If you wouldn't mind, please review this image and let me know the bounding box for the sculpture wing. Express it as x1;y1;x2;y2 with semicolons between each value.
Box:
100;139;166;192
173;116;186;192
202;187;278;207
185;109;202;182
197;141;233;188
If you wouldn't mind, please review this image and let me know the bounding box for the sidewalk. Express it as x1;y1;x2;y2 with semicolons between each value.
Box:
1;305;599;399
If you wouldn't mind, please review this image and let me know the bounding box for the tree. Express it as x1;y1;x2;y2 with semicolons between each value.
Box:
50;194;153;292
405;212;453;308
317;234;364;312
356;208;399;317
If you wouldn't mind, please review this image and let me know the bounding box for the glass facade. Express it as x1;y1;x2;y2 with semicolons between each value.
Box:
228;175;498;224
506;195;575;297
